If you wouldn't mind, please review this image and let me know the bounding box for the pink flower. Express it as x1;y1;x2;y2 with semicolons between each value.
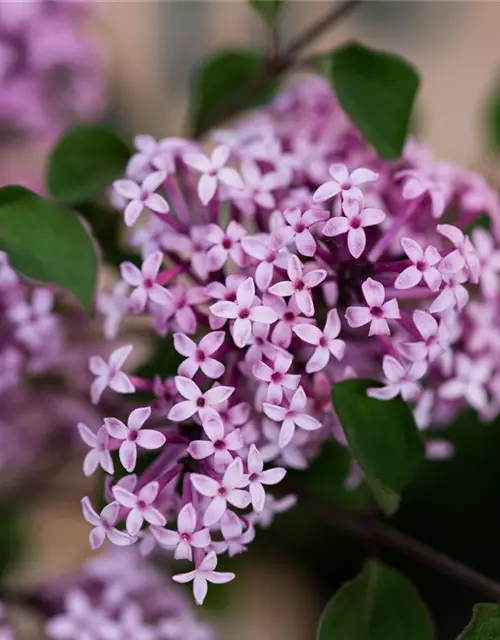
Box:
472;228;500;298
345;278;400;336
212;511;255;557
77;424;113;477
89;344;135;405
278;207;329;257
113;170;169;227
46;590;110;640
268;255;326;317
438;224;480;283
97;281;130;340
249;494;297;529
244;323;278;365
322;192;385;259
313;163;378;203
174;331;225;379
397;169;449;219
158;284;208;335
394;238;442;291
173;551;235;606
439;354;492;411
183;145;244;205
8;288;56;348
246;444;286;512
235;159;280;214
112;481;166;536
293;309;345;373
367;356;426;401
103;604;156;640
120;251;172;312
429;272;469;314
81;497;133;549
206;221;247;271
399;310;449;362
266;295;304;348
210;277;278;347
168;377;234;422
262;386;321;447
206;274;246;329
241;235;289;292
191;458;250;526
104;407;165;473
253;351;300;403
187;412;243;470
151;502;210;561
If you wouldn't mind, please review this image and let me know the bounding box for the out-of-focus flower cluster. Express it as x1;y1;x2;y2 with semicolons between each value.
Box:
83;75;500;604
0;548;213;640
0;0;104;146
0;251;108;473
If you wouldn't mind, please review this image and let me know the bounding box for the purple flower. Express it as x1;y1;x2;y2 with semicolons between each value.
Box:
345;278;400;336
120;251;172;312
81;498;134;550
394;238;442;291
113;170;169;227
293;309;345;373
113;481;166;536
246;444;286;512
89;344;135;405
269;255;326;317
174;331;225;379
183;145;244;205
263;386;321;447
168;377;234;423
151;502;210;561
187;412;243;471
77;424;113;476
173;551;235;606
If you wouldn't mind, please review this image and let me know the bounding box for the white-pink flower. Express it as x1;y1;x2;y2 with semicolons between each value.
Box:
151;502;210;561
187;411;243;470
183;145;244;205
235;159;281;215
438;224;480;283
439;354;492;411
472;228;500;298
345;278;400;336
262;386;321;447
246;444;286;512
367;356;426;401
293;309;345;373
173;551;235;606
174;331;225;379
399;310;449;362
113;170;169;227
394;238;442;291
77;424;113;477
241;235;289;292
253;351;300;403
81;497;133;549
277;207;329;257
89;344;135;405
268;255;326;317
190;458;250;526
168;377;234;422
212;511;255;557
429;272;469;314
313;163;378;203
120;251;172;312
206;221;247;271
112;481;166;536
322;192;385;259
210;277;278;347
104;407;165;473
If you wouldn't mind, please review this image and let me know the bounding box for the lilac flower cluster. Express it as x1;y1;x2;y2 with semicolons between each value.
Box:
84;75;500;604
0;0;103;146
0;251;104;471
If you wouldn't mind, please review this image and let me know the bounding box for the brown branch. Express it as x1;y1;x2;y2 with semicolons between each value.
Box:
314;498;500;602
198;0;362;134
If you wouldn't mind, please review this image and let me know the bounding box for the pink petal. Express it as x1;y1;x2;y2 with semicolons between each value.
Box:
138;481;160;503
143;170;166;192
394;265;422;290
293;323;322;345
329;163;349;183
126;510;143;536
294;289;314;317
250;482;266;512
188;440;215;460
112;486;137;509
198;174;218;205
306;346;330;373
89;526;106;550
313;180;341;203
227;489;251;509
369;318;390;336
119;441;137;472
114;179;140;200
237;278;255;309
401;237;424;263
423;268;442;292
303;269;327;289
173;333;196;357
120;262;142;287
362;278;385;307
136;429;166;450
260;467;286;485
242;237;268;260
322;216;350;237
382;355;405;382
278;418;296;447
104;417;128;439
382;298;400;319
90;377;106;404
145;193;169;214
83;451;99;477
232;317;252;347
124;200;144;227
210;300;239;319
287;255;303;282
268;281;295;297
249;305;278;324
175;376;201;400
295;229;316;256
360;207;386;227
212;144;231;168
345;306;371;328
109;344;134;369
143;506;166;527
350;167;379;185
81;497;100;526
437;224;464;248
191;528;211;548
439;249;465;275
367;385;400;400
207;246;228;272
247;444;263;474
128;406;151;431
347;226;366;259
191;473;219;498
413;310;438;340
203;496;227;526
108;372;135;394
152;527;179;548
168;401;197;422
204;385;234;406
77;422;96;447
201;358;225;379
199;331;225;355
219;167;245;190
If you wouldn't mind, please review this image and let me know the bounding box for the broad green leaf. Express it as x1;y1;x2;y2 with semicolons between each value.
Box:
318;42;419;158
457;604;500;639
250;0;284;24
47;125;131;204
0;187;97;310
190;50;276;136
331;379;424;492
317;560;434;640
365;478;400;517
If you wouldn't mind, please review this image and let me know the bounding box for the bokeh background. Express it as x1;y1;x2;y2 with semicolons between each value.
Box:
6;2;500;639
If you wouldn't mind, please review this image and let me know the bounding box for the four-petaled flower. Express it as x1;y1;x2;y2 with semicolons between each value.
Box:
394;237;442;291
439;354;492;411
345;278;400;336
173;551;235;606
246;444;286;512
263;386;321;447
322;192;386;259
367;356;427;401
438;224;480;283
81;497;133;549
151;502;210;561
113;170;169;227
278;207;329;257
293;309;346;373
112;481;166;536
253;351;301;403
168;377;234;422
187;411;243;470
120;251;172;312
174;331;225;379
77;423;113;476
206;221;247;271
183;145;244;205
313;163;378;203
191;458;250;526
269;255;327;317
104;407;165;473
89;344;135;405
399;310;449;362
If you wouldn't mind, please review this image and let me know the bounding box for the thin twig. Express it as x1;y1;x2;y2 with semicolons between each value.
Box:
198;0;362;134
315;498;500;602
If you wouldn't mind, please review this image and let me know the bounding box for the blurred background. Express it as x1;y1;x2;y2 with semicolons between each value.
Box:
5;2;500;639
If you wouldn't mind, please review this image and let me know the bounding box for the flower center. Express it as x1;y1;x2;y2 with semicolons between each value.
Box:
295;223;305;233
143;278;153;289
239;308;250;319
218;486;227;497
319;336;328;347
195;349;206;363
214;439;226;450
222;237;232;250
196;397;206;408
271;372;283;384
249;472;259;482
350;216;361;229
137;500;147;510
416;260;427;272
284;311;295;322
295;279;305;291
128;430;138;442
371;306;383;318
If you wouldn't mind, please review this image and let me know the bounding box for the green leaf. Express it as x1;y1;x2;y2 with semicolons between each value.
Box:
250;0;284;24
0;506;24;578
331;379;424;492
457;604;500;639
365;478;400;517
487;77;500;152
190;50;276;136
319;42;419;158
0;186;98;310
317;560;434;640
47;125;131;204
